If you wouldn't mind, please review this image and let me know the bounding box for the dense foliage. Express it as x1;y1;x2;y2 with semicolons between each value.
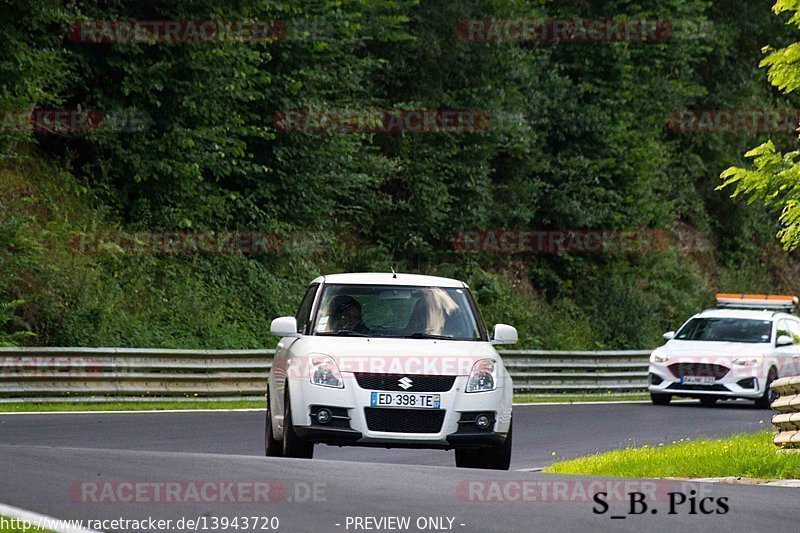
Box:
720;0;800;251
1;0;799;348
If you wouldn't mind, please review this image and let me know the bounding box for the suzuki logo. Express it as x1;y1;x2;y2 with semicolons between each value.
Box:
398;377;413;390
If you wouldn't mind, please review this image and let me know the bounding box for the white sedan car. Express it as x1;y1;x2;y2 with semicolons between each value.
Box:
265;273;516;469
648;294;800;408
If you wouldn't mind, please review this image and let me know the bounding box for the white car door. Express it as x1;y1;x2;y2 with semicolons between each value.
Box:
784;319;800;377
272;283;319;427
774;319;799;378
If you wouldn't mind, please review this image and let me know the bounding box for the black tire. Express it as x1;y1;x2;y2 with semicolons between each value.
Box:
455;420;512;470
699;396;717;407
282;391;314;459
650;393;671;406
754;368;778;409
265;390;283;457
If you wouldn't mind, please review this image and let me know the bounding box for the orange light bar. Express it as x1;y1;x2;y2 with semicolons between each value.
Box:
715;293;799;309
715;293;796;301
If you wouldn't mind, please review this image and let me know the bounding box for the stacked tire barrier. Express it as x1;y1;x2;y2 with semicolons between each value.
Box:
771;376;800;450
0;347;651;402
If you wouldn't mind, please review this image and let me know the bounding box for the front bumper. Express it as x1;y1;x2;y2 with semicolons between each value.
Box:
286;374;513;449
294;426;507;449
647;361;767;399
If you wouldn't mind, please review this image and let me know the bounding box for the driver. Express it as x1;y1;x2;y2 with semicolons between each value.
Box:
329;295;369;334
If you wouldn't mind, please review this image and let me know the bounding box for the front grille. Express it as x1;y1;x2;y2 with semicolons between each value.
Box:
668;363;730;379
354;373;456;392
667;383;730;392
364;408;446;433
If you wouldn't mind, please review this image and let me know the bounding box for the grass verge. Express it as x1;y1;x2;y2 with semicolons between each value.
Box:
546;431;800;479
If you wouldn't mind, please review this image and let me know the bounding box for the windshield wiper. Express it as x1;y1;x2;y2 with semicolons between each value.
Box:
406;332;453;340
321;329;368;337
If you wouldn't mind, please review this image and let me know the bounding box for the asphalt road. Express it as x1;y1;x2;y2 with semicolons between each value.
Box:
0;401;793;532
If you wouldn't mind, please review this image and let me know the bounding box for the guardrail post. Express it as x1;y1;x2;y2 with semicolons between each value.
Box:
771;377;800;451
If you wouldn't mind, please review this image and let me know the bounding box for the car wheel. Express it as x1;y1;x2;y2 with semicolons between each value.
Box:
265;389;283;457
754;368;778;409
699;396;717;407
650;393;671;406
282;391;314;459
455;420;512;470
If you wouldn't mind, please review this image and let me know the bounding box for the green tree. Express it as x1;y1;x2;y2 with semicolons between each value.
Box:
720;0;800;250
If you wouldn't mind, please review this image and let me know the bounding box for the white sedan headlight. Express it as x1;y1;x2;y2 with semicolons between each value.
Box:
466;359;497;393
308;355;344;388
733;357;762;367
650;352;668;364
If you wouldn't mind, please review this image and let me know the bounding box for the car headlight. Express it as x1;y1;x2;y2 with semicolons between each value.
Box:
308;355;344;388
650;352;668;364
733;357;762;367
466;359;497;393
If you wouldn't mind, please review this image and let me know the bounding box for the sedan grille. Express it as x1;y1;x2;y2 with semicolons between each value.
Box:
354;373;456;392
668;363;730;379
364;408;446;433
667;383;730;392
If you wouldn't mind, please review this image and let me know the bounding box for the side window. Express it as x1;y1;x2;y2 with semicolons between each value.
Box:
776;319;791;344
295;284;319;334
788;320;800;344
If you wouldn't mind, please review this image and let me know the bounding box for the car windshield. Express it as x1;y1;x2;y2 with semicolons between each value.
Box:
312;284;484;341
675;317;772;344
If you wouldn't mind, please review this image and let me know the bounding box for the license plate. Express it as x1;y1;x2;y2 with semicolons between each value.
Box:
370;392;441;409
681;375;715;385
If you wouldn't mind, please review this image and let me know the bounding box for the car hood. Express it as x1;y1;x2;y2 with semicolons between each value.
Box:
288;336;499;376
657;340;770;359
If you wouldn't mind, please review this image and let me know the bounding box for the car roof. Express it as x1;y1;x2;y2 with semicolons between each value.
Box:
311;272;467;288
695;308;796;321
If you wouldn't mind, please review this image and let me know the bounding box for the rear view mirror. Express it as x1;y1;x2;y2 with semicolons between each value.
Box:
270;316;300;337
662;331;675;341
777;334;794;347
379;289;412;300
491;324;518;345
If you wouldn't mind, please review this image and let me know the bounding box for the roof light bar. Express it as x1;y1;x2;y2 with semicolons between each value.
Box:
715;293;799;311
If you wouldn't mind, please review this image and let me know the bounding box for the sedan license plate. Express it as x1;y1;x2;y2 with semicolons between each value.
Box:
681;375;715;385
370;392;441;409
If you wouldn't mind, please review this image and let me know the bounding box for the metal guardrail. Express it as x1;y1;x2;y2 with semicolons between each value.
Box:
771;377;800;450
0;347;651;402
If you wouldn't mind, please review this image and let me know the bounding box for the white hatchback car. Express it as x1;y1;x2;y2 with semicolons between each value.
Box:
265;273;517;469
648;294;800;408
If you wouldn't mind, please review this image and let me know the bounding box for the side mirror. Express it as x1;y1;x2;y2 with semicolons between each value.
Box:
491;324;518;345
271;316;300;338
777;334;794;347
662;331;675;341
